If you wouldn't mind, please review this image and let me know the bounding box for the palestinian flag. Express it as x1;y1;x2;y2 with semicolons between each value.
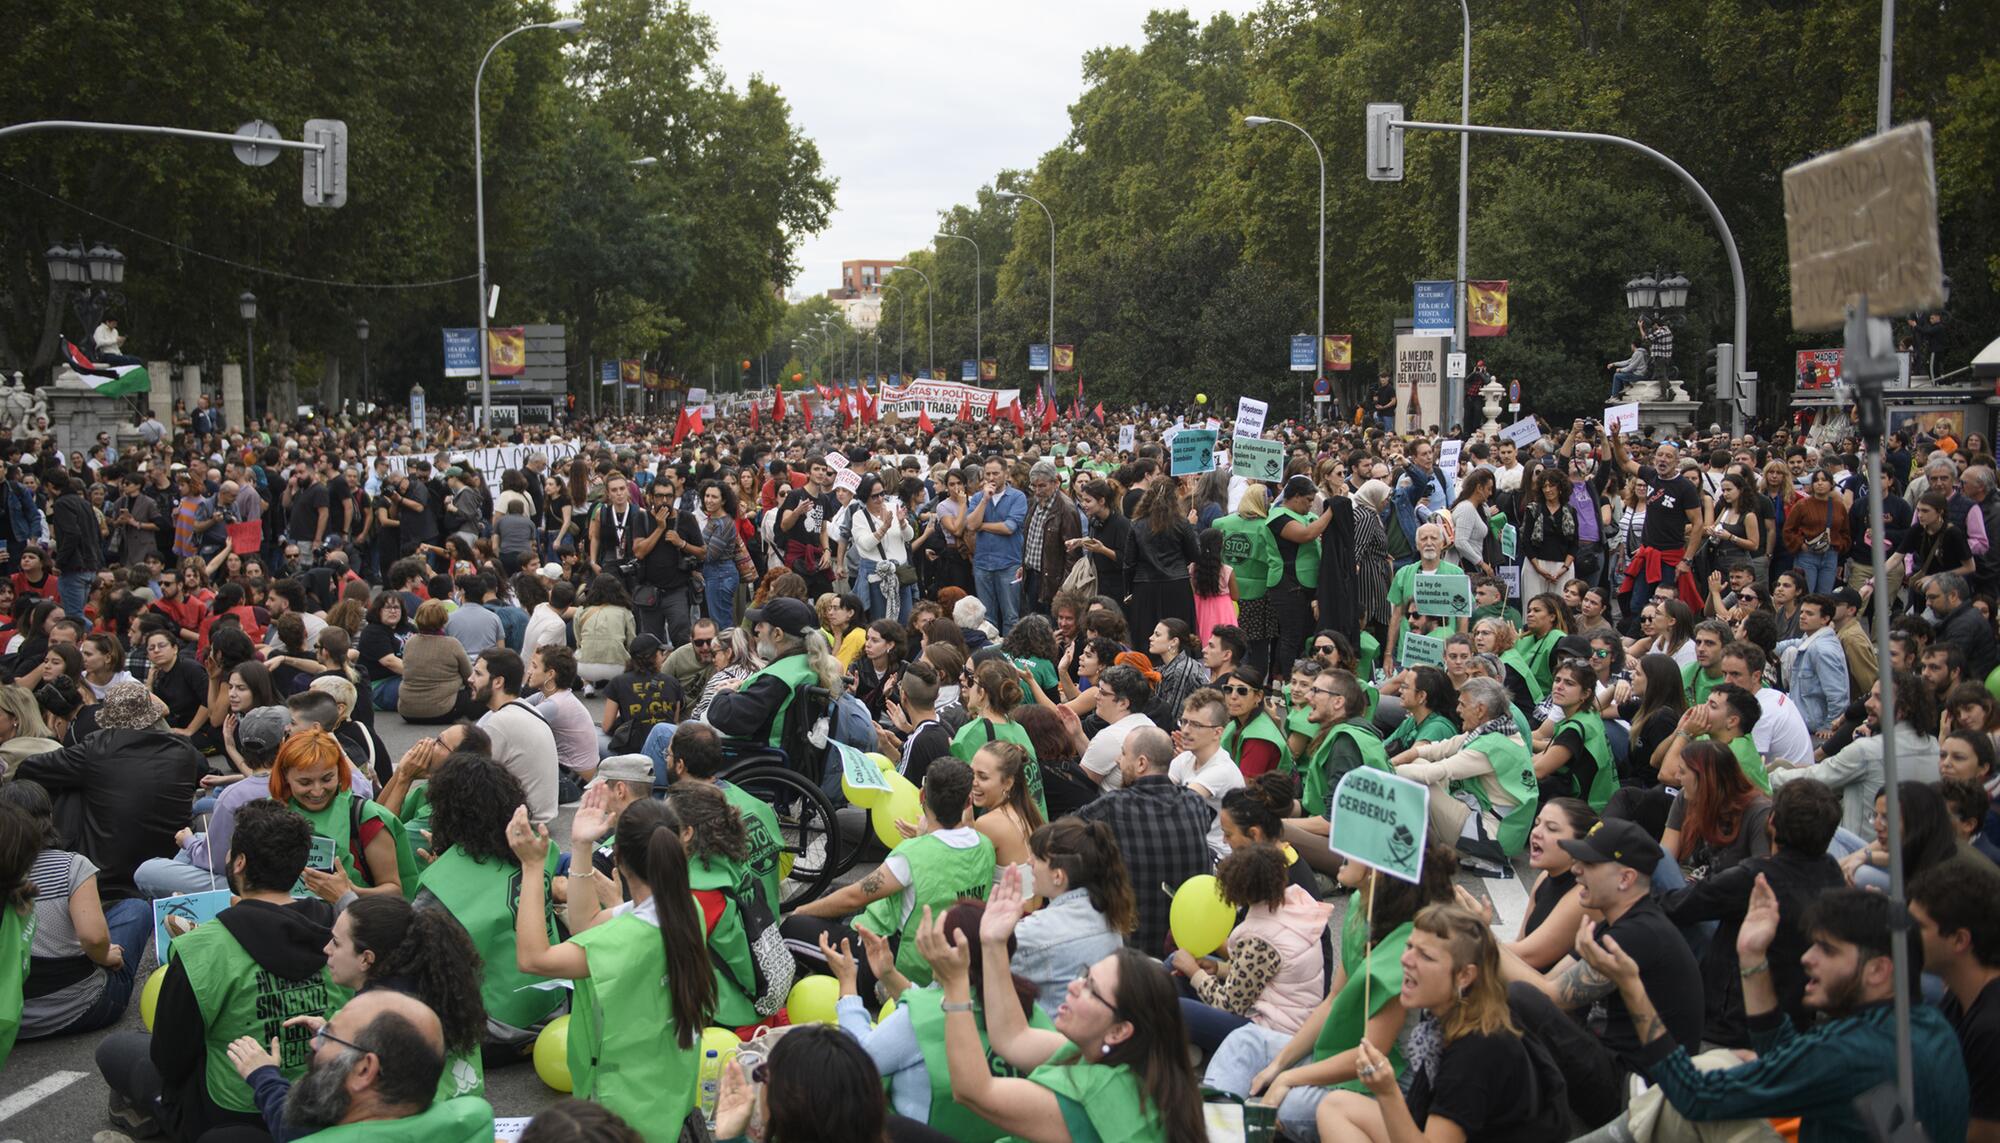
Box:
64;341;150;395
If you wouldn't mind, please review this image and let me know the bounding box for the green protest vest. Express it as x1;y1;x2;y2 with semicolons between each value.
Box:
951;717;1046;818
1721;734;1772;794
1018;1042;1166;1143
1358;631;1380;676
172;912;348;1114
1314;920;1412;1093
859;832;996;987
688;854;761;1028
292;1096;494;1143
1471;602;1523;629
1211;512;1281;600
737;651;821;748
905;986;1054;1142
1554;709;1619;812
1466;731;1540;855
0;905;32;1069
1506;627;1562;700
1282;703;1316;745
568;911;701;1143
291;790;419;897
720;780;785;916
436;1046;484;1102
414;845;564;1031
1267;507;1320;587
1383;711;1457;756
1223;711;1293;776
1301;720;1389;818
397;781;432;851
1682;663;1725;708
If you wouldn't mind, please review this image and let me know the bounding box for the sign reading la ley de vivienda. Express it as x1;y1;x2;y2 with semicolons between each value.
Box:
1413;573;1473;617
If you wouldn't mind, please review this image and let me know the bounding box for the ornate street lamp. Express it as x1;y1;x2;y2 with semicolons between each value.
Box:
239;292;259;422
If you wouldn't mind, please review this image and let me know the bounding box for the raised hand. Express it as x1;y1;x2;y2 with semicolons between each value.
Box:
981;864;1027;943
1573;921;1642;990
505;805;551;865
569;783;616;849
856;924;896;982
1737;873;1781;961
913;906;970;984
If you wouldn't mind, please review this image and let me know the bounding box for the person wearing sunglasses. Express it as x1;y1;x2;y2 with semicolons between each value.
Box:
1530;660;1620;815
1216;668;1288;781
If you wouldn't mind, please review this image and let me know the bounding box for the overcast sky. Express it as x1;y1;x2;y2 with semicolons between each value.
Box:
701;1;1260;301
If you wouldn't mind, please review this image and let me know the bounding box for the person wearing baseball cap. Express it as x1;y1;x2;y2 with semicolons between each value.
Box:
1504;818;1705;1084
705;597;827;749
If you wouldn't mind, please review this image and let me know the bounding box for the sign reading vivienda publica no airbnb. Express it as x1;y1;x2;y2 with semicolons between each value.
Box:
878;380;1022;421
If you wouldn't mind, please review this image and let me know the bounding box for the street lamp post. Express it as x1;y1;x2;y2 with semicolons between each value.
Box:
474;17;585;431
880;285;906;376
1452;0;1471;434
239;291;258;422
934;232;981;370
356;318;370;410
996;192;1055;401
1243;117;1324;422
892;266;935;377
44;240;128;359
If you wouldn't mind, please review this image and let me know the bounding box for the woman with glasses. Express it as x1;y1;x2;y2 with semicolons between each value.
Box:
1530;659;1618;812
848;474;916;622
1216;668;1289;780
686;627;754;725
921;868;1207;1143
509;797;715;1139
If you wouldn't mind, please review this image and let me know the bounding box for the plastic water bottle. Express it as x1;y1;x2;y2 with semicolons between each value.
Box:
698;1049;723;1127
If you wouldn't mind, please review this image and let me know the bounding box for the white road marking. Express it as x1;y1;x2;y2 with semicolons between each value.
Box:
1485;871;1532;936
0;1069;89;1122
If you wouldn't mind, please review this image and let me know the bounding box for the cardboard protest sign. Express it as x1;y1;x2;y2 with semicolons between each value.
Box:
1603;403;1639;435
1234;396;1269;439
1412;573;1474;617
154;889;233;959
1500;415;1542;448
1329;768;1431;884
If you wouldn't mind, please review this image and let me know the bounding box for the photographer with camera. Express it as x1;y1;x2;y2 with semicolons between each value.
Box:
631;474;702;647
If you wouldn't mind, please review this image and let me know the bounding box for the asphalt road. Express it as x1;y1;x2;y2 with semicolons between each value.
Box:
0;704;1525;1143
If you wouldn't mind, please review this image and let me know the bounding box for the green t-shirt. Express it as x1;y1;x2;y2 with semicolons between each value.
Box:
1386;560;1464;665
1016;1042;1166;1143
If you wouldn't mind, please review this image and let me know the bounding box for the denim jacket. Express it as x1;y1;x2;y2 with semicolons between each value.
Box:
1011;887;1126;1018
6;480;41;547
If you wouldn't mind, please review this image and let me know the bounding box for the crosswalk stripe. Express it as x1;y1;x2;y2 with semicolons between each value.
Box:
0;1070;89;1123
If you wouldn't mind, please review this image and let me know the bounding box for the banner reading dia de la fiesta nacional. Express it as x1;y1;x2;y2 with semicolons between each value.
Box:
1412;281;1456;339
879;380;1021;420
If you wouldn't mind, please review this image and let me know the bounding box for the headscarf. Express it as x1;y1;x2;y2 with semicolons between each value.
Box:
1354;479;1392;512
1113;651;1161;688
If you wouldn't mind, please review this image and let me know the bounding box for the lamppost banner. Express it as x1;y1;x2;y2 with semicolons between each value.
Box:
980;359;998;382
1029;344;1050;372
486;327;527;377
1052;345;1076;372
962;359;978;382
442;329;480;377
1413;281;1456;338
1323;335;1353;371
1290;335;1318;372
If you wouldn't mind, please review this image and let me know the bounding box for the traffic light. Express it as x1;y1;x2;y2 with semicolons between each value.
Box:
1702;343;1735;405
1366;104;1404;181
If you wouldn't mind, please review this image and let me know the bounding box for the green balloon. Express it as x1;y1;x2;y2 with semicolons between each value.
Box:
1986;665;2000;703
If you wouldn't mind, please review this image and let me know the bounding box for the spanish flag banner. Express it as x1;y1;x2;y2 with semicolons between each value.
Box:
980;359;998;382
1052;345;1076;372
1467;281;1509;337
487;327;527;377
930;368;947;381
619;359;643;386
644;369;661;390
1323;335;1353;371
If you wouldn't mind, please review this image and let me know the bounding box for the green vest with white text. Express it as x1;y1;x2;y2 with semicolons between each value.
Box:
414;845;564;1031
1211;512;1281;600
292;1096;494;1143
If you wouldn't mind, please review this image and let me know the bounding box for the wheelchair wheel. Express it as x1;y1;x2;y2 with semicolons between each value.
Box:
725;763;840;910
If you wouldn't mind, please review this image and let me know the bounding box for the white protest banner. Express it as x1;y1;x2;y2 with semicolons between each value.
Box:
1438;439;1462;481
375;440;583;490
834;469;861;494
1118;424;1136;453
685;386;709;407
824;451;849;471
1169;429;1219;476
1232;436;1286;484
878;379;1021;421
1604;403;1640;435
1500;415;1542;448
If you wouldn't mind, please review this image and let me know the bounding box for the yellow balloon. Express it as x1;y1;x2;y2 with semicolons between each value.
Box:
870;772;923;849
1195;392;1208;404
787;975;841;1026
879;997;897;1024
1169;874;1234;957
779;849;796;881
841;753;900;809
139;965;169;1032
702;1025;742;1061
533;1015;573;1092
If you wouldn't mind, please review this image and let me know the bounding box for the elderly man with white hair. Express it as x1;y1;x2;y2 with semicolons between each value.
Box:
1388;675;1535;865
1950;465;2000;596
953;593;1001;648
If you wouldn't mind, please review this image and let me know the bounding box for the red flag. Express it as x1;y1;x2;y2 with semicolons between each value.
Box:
840;390;854;428
864;387;879;424
687;407;704;437
986;391;998;421
772;387;785;422
1093;402;1105;424
918;406;934;433
1007;399;1024;429
803;396;814;430
958;392;973;422
1040;395;1056;431
749;400;760;431
671;408;691;446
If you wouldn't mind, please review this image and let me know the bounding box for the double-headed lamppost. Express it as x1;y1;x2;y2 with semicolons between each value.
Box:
238;291;258;422
474;17;585;430
43;240;127;343
934;232;981;370
996;191;1055;402
1243;116;1324;421
355;318;370;410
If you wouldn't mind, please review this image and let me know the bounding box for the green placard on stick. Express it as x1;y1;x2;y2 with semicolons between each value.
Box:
1401;630;1445;667
1500;525;1517;561
834;742;891;796
1232;436;1286;483
1169;429;1219;476
1328;767;1431;884
1413;573;1474;617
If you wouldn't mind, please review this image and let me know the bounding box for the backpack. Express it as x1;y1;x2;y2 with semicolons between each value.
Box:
706;880;795;1018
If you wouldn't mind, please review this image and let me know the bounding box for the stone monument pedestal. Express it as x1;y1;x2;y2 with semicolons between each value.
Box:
147;359;175;442
44;369;138;459
223;363;245;431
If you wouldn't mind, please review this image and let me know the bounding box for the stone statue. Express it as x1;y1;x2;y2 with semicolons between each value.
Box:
0;373;47;434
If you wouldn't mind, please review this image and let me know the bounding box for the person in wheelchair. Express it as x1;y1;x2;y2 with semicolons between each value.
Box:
706;597;835;753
